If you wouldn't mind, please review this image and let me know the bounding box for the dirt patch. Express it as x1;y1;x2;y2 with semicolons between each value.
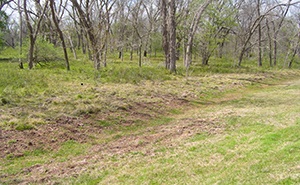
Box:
0;115;100;159
92;117;225;156
0;93;219;185
0;95;188;159
3;114;225;185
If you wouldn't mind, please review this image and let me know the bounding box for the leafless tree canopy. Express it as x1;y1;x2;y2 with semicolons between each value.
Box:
1;0;300;70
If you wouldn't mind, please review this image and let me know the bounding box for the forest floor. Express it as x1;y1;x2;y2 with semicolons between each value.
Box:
1;69;300;184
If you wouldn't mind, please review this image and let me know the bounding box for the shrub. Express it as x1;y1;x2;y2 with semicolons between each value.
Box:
22;37;63;65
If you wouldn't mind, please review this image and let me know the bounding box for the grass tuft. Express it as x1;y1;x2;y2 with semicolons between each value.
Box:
15;123;35;131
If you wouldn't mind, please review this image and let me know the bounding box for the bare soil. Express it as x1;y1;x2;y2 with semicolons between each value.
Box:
2;114;225;185
0;96;188;159
0;93;226;184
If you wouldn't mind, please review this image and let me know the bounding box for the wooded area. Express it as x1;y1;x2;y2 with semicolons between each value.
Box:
0;0;300;71
2;1;300;184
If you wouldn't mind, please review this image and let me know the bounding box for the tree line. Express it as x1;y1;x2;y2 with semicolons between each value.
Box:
1;0;300;72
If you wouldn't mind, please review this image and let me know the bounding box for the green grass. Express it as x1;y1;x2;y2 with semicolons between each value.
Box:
1;48;300;184
54;76;300;184
14;123;35;131
52;140;89;160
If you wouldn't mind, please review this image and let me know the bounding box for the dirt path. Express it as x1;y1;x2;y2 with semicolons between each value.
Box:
1;77;300;184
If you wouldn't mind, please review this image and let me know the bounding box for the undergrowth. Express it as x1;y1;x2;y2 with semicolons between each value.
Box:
1;49;300;131
1;48;300;184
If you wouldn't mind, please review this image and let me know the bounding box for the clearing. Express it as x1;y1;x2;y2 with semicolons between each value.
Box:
1;72;300;184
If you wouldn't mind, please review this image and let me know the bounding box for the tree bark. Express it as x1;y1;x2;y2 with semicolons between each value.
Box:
161;0;169;69
257;0;262;67
70;0;101;70
266;19;273;66
139;44;142;67
288;32;300;68
68;35;77;59
23;0;48;69
237;2;291;66
169;0;176;73
184;0;212;68
18;0;23;69
50;0;70;70
273;0;291;66
130;47;133;61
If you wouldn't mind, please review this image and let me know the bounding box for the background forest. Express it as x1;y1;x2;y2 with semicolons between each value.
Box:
1;0;300;184
0;0;300;71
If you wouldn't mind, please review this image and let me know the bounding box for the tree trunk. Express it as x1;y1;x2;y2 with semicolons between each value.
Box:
161;0;170;69
218;42;224;58
103;45;107;67
77;30;81;51
118;51;121;59
81;29;86;54
288;47;297;68
202;58;209;66
184;36;193;68
266;19;272;66
273;0;291;66
289;32;300;68
184;0;212;68
50;0;70;71
28;38;35;69
202;52;210;65
273;37;277;66
138;44;142;67
18;0;23;69
23;0;48;69
70;0;101;70
169;0;176;73
68;35;77;59
257;0;262;67
93;47;100;70
130;46;133;61
238;46;247;67
176;40;181;60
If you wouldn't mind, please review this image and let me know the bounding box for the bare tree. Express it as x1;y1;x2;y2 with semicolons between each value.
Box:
257;0;262;66
183;0;212;69
70;0;115;70
284;13;300;68
161;0;169;69
23;0;48;69
0;0;13;29
102;0;115;67
287;31;300;68
49;0;70;70
0;0;13;10
160;0;178;73
113;0;127;61
236;0;298;67
168;0;176;72
197;0;236;65
272;0;291;66
143;0;160;57
129;0;145;67
70;0;101;70
16;0;23;68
